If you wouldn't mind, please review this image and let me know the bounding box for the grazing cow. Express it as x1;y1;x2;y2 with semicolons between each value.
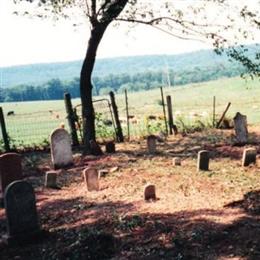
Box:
7;111;15;116
147;115;157;120
103;119;113;126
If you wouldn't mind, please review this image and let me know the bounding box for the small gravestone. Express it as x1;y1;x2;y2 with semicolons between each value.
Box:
99;169;109;177
50;128;73;169
242;148;257;167
147;135;157;154
0;153;22;201
106;141;115;153
45;171;57;188
83;167;99;191
4;181;42;245
144;184;156;201
197;150;209;171
172;157;181;166
90;140;103;156
233;112;248;145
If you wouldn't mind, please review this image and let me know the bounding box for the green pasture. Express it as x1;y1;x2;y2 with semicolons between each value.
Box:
0;76;259;149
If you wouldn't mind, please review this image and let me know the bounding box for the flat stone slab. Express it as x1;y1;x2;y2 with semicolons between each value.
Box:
45;171;58;189
242;148;257;167
197;150;209;171
144;184;156;201
0;153;22;200
4;180;43;245
147;135;157;154
83;167;99;191
50;128;73;169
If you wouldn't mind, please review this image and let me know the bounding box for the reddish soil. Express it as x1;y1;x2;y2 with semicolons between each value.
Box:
0;128;260;259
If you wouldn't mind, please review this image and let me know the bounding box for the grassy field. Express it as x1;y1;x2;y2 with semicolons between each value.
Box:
0;76;259;148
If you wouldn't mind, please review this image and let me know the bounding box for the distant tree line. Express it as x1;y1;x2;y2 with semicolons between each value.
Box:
0;64;244;102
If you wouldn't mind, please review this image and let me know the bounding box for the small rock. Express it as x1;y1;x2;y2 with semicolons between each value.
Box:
110;166;119;173
172;157;181;166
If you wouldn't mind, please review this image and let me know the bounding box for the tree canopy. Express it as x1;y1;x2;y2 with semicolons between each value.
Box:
13;0;260;153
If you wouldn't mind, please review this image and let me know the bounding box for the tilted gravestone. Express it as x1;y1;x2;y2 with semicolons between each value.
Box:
147;135;157;154
144;184;156;201
242;148;257;167
233;112;248;145
0;153;22;201
4;180;42;245
83;167;99;191
197;150;209;171
50;128;73;169
105;141;116;153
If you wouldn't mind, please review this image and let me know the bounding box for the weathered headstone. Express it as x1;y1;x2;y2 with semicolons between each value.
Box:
144;184;156;201
83;167;99;191
147;135;157;154
233;112;248;145
172;157;181;166
106;141;115;153
0;153;22;201
45;171;57;188
50;128;73;169
90;140;103;156
242;148;257;167
4;180;42;245
197;150;209;171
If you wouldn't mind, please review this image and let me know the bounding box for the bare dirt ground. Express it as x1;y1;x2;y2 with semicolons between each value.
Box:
0;128;260;260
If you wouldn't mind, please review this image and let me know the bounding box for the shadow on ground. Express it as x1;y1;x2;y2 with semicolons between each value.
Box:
0;190;259;260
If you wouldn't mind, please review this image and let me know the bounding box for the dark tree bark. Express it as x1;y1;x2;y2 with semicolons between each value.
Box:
80;0;128;154
80;23;108;153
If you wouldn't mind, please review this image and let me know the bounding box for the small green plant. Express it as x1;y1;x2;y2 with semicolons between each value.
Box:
176;116;212;134
95;112;114;139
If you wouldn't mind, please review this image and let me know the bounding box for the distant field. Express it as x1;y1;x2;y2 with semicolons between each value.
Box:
0;76;259;148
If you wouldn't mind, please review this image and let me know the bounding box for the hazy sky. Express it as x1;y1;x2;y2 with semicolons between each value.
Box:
0;0;259;67
0;0;214;67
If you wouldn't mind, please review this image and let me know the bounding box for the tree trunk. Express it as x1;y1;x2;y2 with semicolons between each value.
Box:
80;24;107;154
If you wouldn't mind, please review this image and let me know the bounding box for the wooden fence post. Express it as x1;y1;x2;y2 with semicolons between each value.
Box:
213;96;216;127
64;92;79;146
216;102;231;129
0;107;10;152
166;95;178;135
125;89;130;141
160;87;168;135
109;91;124;142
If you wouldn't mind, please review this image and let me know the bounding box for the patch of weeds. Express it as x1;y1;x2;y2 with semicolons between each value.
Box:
23;154;41;169
115;213;144;231
57;228;117;260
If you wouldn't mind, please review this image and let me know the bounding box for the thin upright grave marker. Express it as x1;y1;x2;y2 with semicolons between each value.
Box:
147;135;157;154
242;148;257;167
233;112;248;145
106;141;116;153
45;171;58;189
0;153;22;202
4;181;43;245
83;167;99;191
197;150;209;171
50;128;73;169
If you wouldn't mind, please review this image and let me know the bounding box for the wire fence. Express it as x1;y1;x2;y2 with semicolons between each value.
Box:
1;87;260;151
1;109;67;149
